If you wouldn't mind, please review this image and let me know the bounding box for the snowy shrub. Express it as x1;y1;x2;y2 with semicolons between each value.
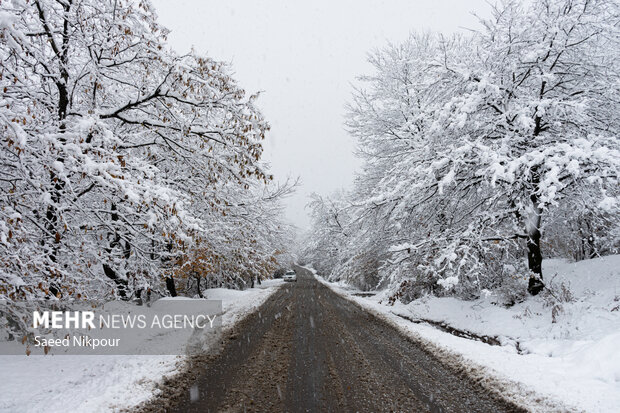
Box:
544;198;620;261
543;275;576;305
338;251;382;291
496;275;529;307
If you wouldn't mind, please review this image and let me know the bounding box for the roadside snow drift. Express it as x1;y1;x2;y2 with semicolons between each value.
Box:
0;279;283;413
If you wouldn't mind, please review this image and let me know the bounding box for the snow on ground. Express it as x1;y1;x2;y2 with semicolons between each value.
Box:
0;279;284;413
308;255;620;413
202;279;284;325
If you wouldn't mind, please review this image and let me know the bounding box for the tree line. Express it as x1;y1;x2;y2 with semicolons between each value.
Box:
0;0;294;309
302;0;619;302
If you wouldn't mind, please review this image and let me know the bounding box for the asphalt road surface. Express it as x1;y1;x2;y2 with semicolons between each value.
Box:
151;267;525;413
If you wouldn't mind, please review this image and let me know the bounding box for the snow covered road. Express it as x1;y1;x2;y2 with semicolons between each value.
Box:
142;267;526;412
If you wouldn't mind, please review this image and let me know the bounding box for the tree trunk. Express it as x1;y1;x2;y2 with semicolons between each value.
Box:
526;229;545;295
526;102;546;296
195;275;203;298
587;236;597;259
102;263;128;298
102;203;130;299
37;0;72;283
165;276;177;297
526;192;545;296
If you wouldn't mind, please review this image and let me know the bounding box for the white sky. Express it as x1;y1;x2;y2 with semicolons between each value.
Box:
150;0;492;230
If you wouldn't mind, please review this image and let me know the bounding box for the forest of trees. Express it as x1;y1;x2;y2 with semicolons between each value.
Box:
302;0;620;302
0;0;294;317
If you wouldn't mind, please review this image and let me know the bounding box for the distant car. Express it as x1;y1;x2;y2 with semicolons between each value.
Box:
283;270;297;282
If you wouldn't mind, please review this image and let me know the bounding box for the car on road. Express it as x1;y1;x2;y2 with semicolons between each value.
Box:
283;270;297;282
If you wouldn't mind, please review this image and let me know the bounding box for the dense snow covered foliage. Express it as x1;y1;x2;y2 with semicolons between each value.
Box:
303;0;620;300
0;0;293;312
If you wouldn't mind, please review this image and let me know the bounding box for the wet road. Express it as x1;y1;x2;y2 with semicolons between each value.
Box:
154;267;525;413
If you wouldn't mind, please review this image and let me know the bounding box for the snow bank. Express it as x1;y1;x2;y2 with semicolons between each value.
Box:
310;256;620;412
201;279;284;325
0;279;283;413
0;354;181;413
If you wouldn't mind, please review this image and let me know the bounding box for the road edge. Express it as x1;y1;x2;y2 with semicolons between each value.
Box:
303;266;579;413
128;281;287;413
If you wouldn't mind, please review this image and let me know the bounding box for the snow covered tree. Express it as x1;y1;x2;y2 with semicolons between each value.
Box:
302;192;351;277
0;0;291;307
306;0;620;300
432;0;620;294
175;178;297;293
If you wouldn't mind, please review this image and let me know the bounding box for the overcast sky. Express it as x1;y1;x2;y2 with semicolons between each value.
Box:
150;0;492;230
